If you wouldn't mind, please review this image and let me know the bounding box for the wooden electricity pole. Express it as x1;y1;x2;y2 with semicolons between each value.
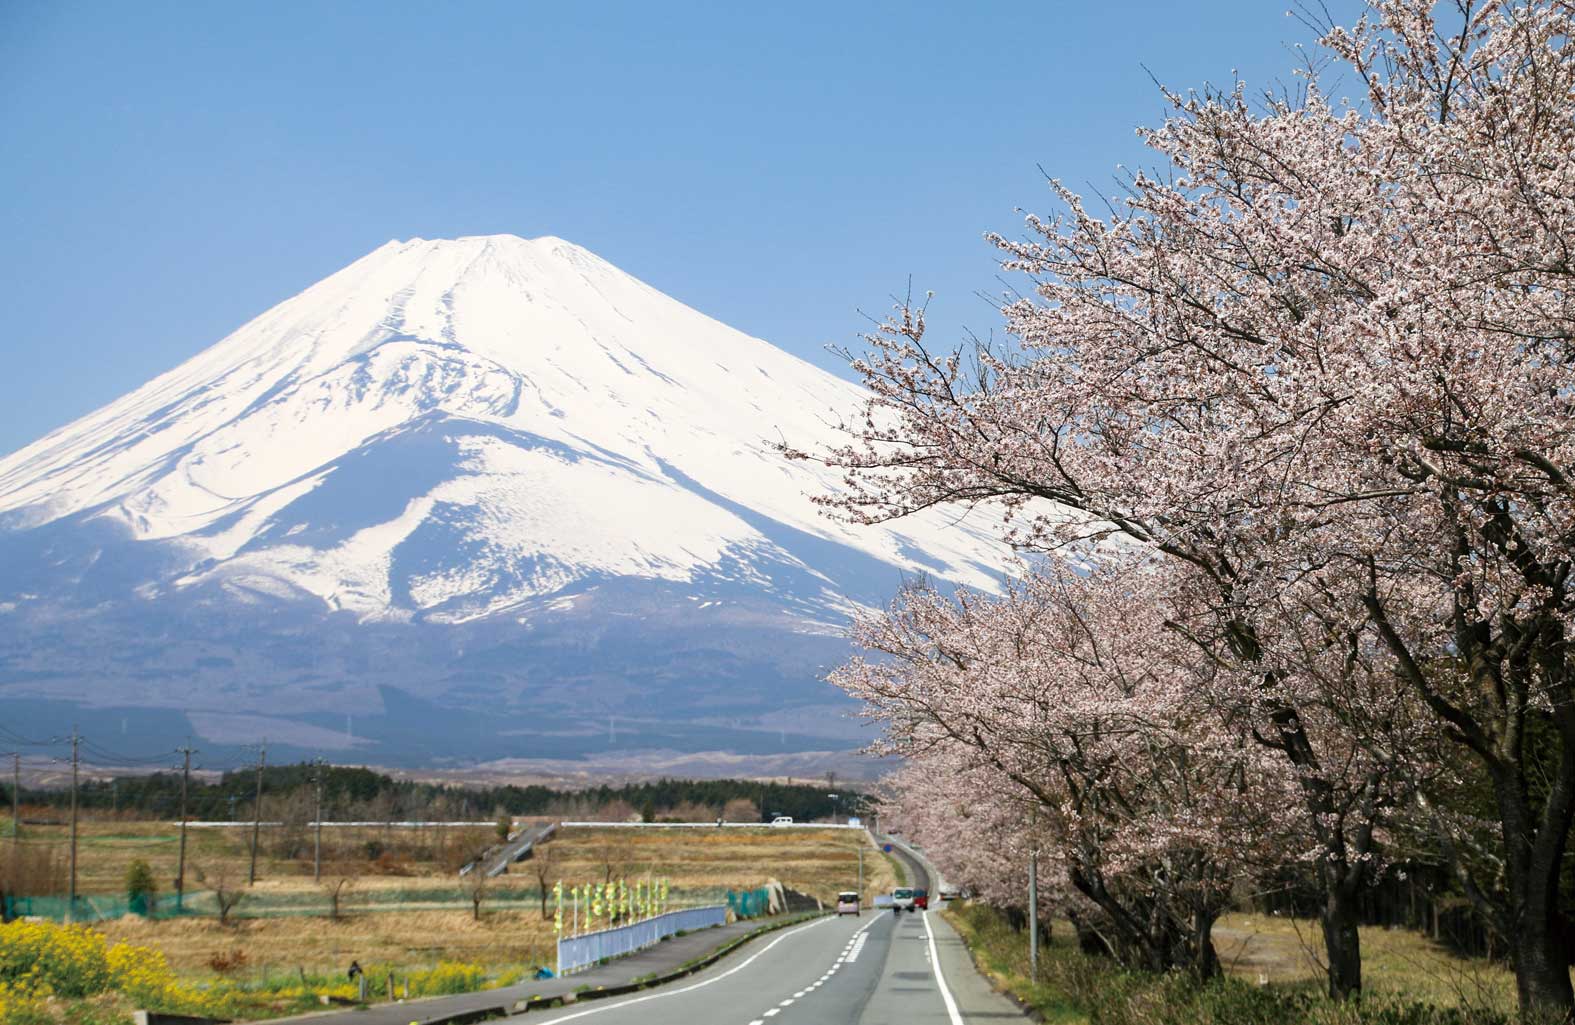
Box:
67;728;79;921
248;741;266;886
313;759;325;883
175;746;195;908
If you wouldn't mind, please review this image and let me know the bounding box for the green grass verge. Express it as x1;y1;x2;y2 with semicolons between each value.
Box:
879;851;907;888
943;903;1523;1025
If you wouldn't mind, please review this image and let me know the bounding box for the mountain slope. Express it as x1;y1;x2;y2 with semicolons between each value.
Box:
0;235;1009;766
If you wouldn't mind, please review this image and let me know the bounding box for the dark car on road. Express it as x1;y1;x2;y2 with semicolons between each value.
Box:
913;888;929;910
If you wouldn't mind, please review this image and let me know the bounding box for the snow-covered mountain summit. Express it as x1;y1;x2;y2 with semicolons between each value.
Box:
0;234;1003;623
0;235;1007;766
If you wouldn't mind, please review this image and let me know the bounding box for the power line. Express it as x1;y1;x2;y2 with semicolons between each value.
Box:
78;740;184;766
0;724;60;747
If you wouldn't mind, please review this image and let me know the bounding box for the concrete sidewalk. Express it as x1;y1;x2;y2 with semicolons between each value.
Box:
266;913;820;1025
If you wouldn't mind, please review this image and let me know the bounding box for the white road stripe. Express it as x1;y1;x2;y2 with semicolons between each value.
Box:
738;913;881;1023
538;916;833;1022
921;912;965;1025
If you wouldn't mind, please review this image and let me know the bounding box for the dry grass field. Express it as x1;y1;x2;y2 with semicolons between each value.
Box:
20;820;891;979
1213;911;1530;1013
10;816;501;895
946;903;1552;1025
12;818;889;899
97;908;560;978
543;826;894;904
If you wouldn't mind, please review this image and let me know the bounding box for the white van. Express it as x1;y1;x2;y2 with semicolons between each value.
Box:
770;815;794;826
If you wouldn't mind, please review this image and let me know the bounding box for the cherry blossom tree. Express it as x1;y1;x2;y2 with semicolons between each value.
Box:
835;561;1297;976
793;2;1575;1014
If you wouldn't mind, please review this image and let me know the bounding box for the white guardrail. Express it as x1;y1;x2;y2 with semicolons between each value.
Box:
557;904;728;975
179;821;503;828
181;820;863;830
556;821;862;829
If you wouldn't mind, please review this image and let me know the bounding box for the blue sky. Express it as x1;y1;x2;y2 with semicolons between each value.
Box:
0;2;1359;455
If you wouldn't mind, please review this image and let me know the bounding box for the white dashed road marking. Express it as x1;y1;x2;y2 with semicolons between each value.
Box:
738;912;883;1025
540;916;832;1022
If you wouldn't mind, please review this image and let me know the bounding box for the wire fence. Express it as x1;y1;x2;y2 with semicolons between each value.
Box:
4;884;779;925
2;885;560;923
726;887;772;919
2;894;208;922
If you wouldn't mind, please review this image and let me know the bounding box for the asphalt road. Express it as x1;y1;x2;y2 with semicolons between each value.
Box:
276;833;1024;1025
481;822;558;878
514;904;1024;1025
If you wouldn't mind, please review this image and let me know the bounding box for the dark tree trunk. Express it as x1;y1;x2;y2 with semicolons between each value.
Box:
1191;907;1221;981
1495;759;1575;1022
1319;880;1363;1000
1362;524;1575;1023
1067;910;1113;957
1265;699;1371;1001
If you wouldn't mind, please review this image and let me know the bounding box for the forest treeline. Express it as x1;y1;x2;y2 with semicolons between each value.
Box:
13;764;863;825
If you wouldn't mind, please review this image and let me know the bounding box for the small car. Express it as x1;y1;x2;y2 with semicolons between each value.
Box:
938;885;961;901
890;887;916;913
770;815;794;826
913;888;929;910
835;891;860;916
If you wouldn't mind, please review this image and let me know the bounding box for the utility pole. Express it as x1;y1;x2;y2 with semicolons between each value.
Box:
67;728;79;921
175;746;195;909
857;844;864;898
10;752;19;842
8;752;17;916
313;759;325;883
248;741;266;886
1028;844;1040;980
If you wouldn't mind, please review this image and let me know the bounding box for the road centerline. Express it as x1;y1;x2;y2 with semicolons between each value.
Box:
535;916;834;1023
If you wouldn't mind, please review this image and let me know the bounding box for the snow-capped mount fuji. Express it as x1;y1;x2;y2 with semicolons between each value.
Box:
0;234;1008;768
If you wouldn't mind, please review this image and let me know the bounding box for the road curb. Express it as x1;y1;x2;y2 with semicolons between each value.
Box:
939;905;1044;1023
512;911;830;1014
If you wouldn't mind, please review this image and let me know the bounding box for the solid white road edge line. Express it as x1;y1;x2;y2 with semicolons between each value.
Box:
539;916;833;1022
921;912;965;1025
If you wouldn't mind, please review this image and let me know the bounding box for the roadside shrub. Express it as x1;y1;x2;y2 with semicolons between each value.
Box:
0;920;112;998
124;860;157;917
490;967;525;989
0;984;54;1025
0;920;237;1021
408;962;486;996
205;948;249;976
105;942;178;1005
